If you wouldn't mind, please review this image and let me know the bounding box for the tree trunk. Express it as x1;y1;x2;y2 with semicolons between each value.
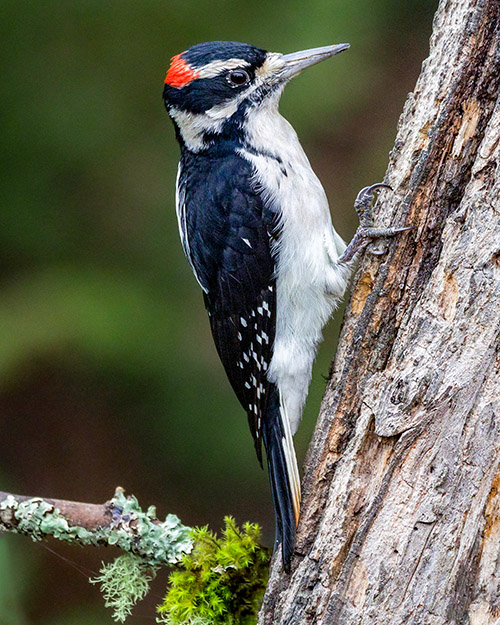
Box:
259;0;500;623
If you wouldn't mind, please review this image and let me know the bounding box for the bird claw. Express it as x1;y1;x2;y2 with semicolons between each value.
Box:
354;182;392;228
338;182;412;264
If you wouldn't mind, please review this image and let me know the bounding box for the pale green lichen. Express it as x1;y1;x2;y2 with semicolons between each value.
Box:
102;490;193;565
90;553;157;623
0;490;193;567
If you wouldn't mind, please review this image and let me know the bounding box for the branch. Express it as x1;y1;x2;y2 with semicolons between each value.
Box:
0;487;193;567
0;488;271;623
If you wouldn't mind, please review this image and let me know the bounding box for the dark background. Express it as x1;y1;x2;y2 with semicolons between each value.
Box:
0;1;436;623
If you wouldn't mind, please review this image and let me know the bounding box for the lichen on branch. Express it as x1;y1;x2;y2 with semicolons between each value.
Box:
0;489;270;624
0;487;193;566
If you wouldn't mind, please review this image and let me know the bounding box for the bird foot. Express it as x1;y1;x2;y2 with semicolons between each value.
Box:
338;183;412;264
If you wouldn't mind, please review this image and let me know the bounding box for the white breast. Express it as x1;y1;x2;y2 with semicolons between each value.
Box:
239;100;350;433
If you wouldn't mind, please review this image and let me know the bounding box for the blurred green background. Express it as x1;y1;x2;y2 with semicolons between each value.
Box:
0;0;436;622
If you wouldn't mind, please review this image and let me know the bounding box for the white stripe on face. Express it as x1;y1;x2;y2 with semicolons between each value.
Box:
194;53;285;82
195;58;251;79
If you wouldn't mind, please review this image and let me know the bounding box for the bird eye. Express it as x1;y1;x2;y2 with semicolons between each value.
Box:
227;69;251;87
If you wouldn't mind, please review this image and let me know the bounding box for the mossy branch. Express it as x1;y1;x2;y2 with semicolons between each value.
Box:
0;488;270;624
0;486;193;567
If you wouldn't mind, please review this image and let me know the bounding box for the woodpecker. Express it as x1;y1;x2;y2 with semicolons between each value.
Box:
163;41;408;571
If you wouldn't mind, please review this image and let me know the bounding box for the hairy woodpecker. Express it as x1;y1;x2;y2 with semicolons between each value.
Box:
163;41;408;571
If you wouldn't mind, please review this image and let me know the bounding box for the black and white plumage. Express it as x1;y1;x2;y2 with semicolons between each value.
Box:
163;40;357;571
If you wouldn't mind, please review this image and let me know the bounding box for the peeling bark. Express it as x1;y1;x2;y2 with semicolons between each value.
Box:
259;0;500;623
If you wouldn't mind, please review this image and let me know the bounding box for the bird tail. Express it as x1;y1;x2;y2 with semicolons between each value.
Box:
262;387;301;572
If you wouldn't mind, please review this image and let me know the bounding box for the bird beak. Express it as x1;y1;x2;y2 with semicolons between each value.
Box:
280;43;350;80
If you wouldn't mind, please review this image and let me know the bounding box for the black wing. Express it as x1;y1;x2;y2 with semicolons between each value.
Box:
178;151;278;463
178;150;299;570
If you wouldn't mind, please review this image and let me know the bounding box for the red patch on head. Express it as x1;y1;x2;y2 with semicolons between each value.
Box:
165;53;199;88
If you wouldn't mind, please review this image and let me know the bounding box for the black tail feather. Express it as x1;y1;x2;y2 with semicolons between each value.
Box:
262;388;296;573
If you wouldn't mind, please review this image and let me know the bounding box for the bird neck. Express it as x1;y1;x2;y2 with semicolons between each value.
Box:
172;90;288;159
241;100;303;166
171;100;248;155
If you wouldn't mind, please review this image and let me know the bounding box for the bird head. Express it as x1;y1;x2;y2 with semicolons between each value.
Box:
163;40;349;153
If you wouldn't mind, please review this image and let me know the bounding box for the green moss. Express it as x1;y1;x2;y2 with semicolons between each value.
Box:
157;517;270;625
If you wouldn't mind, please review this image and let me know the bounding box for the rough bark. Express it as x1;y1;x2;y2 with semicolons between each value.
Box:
260;0;500;623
